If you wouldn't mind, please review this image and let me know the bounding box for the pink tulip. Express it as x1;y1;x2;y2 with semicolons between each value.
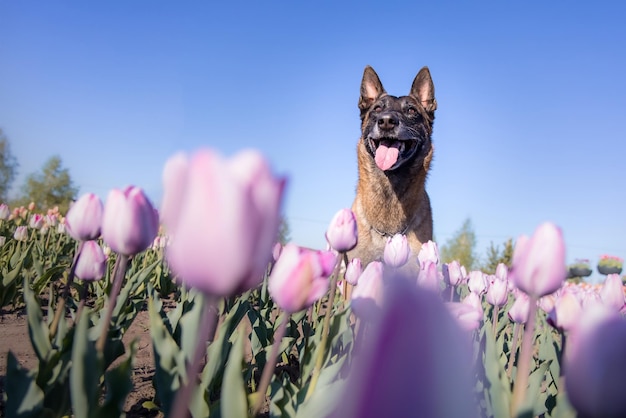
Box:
14;226;28;241
383;234;410;268
325;208;358;252
417;260;440;293
332;278;476;418
159;152;189;234
101;186;159;256
27;202;35;211
547;290;582;332
510;222;566;298
74;241;106;281
446;302;482;332
417;240;439;267
467;270;488;295
565;304;626;417
351;261;384;321
29;214;44;229
600;274;625;311
508;292;531;324
45;214;58;227
345;258;362;285
486;277;508;307
443;260;464;286
0;203;10;220
163;149;285;296
65;193;103;241
268;244;332;313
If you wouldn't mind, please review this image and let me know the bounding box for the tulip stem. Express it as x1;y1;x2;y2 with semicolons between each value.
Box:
507;322;521;378
96;254;129;353
491;305;500;339
252;312;289;416
511;296;538;416
50;241;83;339
170;294;218;418
304;252;343;401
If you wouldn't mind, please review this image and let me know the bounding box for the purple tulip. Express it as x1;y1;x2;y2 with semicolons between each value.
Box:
345;258;362;285
325;208;358;252
443;260;464;286
351;261;384;321
268;244;331;313
546;289;582;332
510;222;566;298
565;304;626;417
29;214;44;229
332;278;476;418
101;186;159;256
383;234;410;268
417;240;439;267
65;193;103;241
74;240;106;281
467;270;488;295
163;149;285;296
486;277;508;307
600;274;625;311
508;291;531;324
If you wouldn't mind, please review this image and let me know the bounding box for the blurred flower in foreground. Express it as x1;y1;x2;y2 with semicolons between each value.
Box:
546;289;582;332
268;244;333;313
74;241;106;281
163;149;285;296
383;234;410;268
332;276;476;418
510;222;566;298
351;261;384;321
600;274;625;311
565;304;626;418
446;302;482;332
417;261;440;293
325;208;358;252
65;193;103;241
101;186;159;256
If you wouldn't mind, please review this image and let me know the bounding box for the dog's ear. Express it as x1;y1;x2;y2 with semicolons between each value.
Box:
359;66;386;115
410;67;437;114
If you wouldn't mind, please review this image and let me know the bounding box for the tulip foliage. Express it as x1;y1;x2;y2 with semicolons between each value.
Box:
1;149;626;418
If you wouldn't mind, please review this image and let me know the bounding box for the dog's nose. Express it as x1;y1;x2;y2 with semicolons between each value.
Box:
377;115;397;131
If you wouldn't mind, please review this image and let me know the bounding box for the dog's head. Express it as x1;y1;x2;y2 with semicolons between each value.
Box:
358;66;436;172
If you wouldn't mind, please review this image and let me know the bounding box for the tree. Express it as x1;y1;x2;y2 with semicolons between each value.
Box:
481;238;514;274
277;215;291;245
440;218;478;270
14;156;78;214
0;129;19;202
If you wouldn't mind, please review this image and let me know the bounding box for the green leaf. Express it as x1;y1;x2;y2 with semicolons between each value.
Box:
96;340;137;418
484;322;511;418
5;351;45;418
70;306;100;418
23;276;52;361
221;328;248;418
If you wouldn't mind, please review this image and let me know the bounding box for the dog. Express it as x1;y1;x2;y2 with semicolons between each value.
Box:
349;65;437;269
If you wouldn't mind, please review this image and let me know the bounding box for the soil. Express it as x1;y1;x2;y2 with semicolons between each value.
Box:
0;305;162;418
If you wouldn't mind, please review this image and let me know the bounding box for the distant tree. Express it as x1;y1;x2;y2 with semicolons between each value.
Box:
0;129;19;202
481;238;514;274
13;156;77;213
277;215;291;245
440;218;478;270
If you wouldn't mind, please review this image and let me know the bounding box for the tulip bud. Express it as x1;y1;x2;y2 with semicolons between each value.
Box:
417;240;439;267
565;304;626;417
467;270;488;295
29;214;44;229
65;193;104;241
325;208;358;252
462;291;484;318
547;290;582;332
495;263;508;281
0;203;10;220
510;222;566;298
384;234;410;268
417;261;440;293
345;258;362;285
508;292;531;324
0;236;6;247
75;241;106;281
101;186;159;256
268;244;331;313
443;260;464;286
14;226;28;241
486;277;508;307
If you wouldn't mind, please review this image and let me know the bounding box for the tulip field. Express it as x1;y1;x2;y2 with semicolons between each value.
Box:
1;148;625;418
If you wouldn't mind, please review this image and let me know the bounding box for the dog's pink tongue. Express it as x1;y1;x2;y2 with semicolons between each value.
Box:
375;144;399;171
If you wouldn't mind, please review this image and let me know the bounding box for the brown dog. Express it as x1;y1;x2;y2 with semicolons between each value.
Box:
349;65;437;268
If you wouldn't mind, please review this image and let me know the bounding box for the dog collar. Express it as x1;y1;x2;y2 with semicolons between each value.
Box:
371;223;411;238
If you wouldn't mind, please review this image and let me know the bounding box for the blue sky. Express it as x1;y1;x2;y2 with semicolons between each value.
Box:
1;1;625;281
